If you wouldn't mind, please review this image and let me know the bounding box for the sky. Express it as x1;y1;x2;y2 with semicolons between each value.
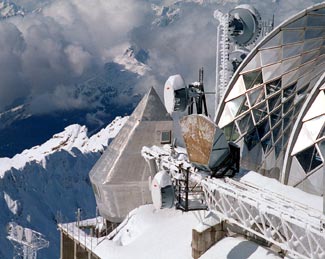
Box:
0;0;324;115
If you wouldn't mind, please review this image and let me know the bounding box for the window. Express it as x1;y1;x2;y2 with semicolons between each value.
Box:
161;131;171;144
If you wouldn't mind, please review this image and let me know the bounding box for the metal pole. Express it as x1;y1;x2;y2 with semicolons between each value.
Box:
185;168;189;211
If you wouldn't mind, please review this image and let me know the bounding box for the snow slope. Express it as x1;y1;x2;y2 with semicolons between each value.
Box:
0;116;127;258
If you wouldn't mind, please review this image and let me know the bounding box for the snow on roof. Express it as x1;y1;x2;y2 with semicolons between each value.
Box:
0;116;128;178
238;171;322;211
199;236;280;259
63;204;280;259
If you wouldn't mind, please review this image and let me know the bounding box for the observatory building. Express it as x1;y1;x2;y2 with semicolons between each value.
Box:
215;3;325;194
89;87;173;222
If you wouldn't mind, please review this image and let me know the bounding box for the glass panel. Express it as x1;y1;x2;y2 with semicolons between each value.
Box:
283;109;294;126
301;50;318;65
243;70;263;90
310;9;325;15
266;79;282;96
282;43;303;59
252;102;268;124
236;98;250;117
272;123;282;142
260;47;282;66
242;53;261;73
296;145;322;173
303;91;325;121
297;83;309;96
305;29;323;40
299;61;315;77
318;125;325;139
247;86;264;106
307;15;325;27
318;140;325;160
282;56;301;74
270;108;282;127
303;38;323;52
282;127;291;146
161;131;171;144
219;104;235;128
261;32;282;49
226;75;246;101
267;93;281;112
223;122;240;142
236;113;254;135
244;128;260;151
303;116;325;142
282;30;304;44
257;119;270;139
227;95;245;117
320;45;325;55
294;99;304;116
275;138;282;159
262;62;282;82
283;95;295;114
285;16;306;28
261;134;272;153
283;83;297;98
297;72;312;89
282;68;299;87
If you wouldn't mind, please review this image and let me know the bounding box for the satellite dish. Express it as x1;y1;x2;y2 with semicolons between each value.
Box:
25;228;33;243
229;5;262;46
151;170;174;210
16;225;23;241
164;74;188;114
229;47;249;72
180;115;230;172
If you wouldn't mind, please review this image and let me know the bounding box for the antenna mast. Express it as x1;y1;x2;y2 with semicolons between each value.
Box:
7;222;49;259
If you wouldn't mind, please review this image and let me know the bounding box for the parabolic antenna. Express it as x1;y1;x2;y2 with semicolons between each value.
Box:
229;4;262;46
180;114;240;177
164;74;188;114
229;47;249;72
151;170;174;210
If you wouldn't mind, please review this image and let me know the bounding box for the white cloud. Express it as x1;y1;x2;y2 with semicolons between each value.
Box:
0;0;324;114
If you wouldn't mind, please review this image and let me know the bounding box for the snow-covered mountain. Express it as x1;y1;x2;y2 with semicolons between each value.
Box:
0;116;127;258
0;1;24;19
0;46;147;157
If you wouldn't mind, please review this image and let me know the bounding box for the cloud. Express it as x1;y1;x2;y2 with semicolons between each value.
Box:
0;0;146;113
1;0;324;115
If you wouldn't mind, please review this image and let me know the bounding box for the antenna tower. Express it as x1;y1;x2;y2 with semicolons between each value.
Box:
214;5;274;112
7;222;49;259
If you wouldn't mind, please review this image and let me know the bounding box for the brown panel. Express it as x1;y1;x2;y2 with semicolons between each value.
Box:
180;115;215;166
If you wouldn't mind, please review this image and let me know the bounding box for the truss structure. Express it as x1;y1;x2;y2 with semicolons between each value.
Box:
142;145;325;259
7;222;49;259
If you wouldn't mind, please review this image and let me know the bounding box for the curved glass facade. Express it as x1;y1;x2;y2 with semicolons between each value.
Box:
215;3;325;191
283;75;325;194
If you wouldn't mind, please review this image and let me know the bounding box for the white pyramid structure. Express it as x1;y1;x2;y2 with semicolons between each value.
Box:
89;87;173;222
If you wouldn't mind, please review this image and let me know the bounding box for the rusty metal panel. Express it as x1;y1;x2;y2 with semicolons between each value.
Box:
180;115;215;167
180;114;230;171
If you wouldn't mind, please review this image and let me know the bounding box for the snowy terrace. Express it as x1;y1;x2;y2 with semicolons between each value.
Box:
58;167;325;259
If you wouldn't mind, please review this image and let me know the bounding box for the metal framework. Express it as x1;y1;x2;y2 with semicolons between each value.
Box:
142;145;325;259
7;222;49;259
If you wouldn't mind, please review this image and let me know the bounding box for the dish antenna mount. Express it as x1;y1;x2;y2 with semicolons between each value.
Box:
164;68;208;116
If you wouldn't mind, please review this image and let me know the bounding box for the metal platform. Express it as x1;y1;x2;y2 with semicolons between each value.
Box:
142;145;325;259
